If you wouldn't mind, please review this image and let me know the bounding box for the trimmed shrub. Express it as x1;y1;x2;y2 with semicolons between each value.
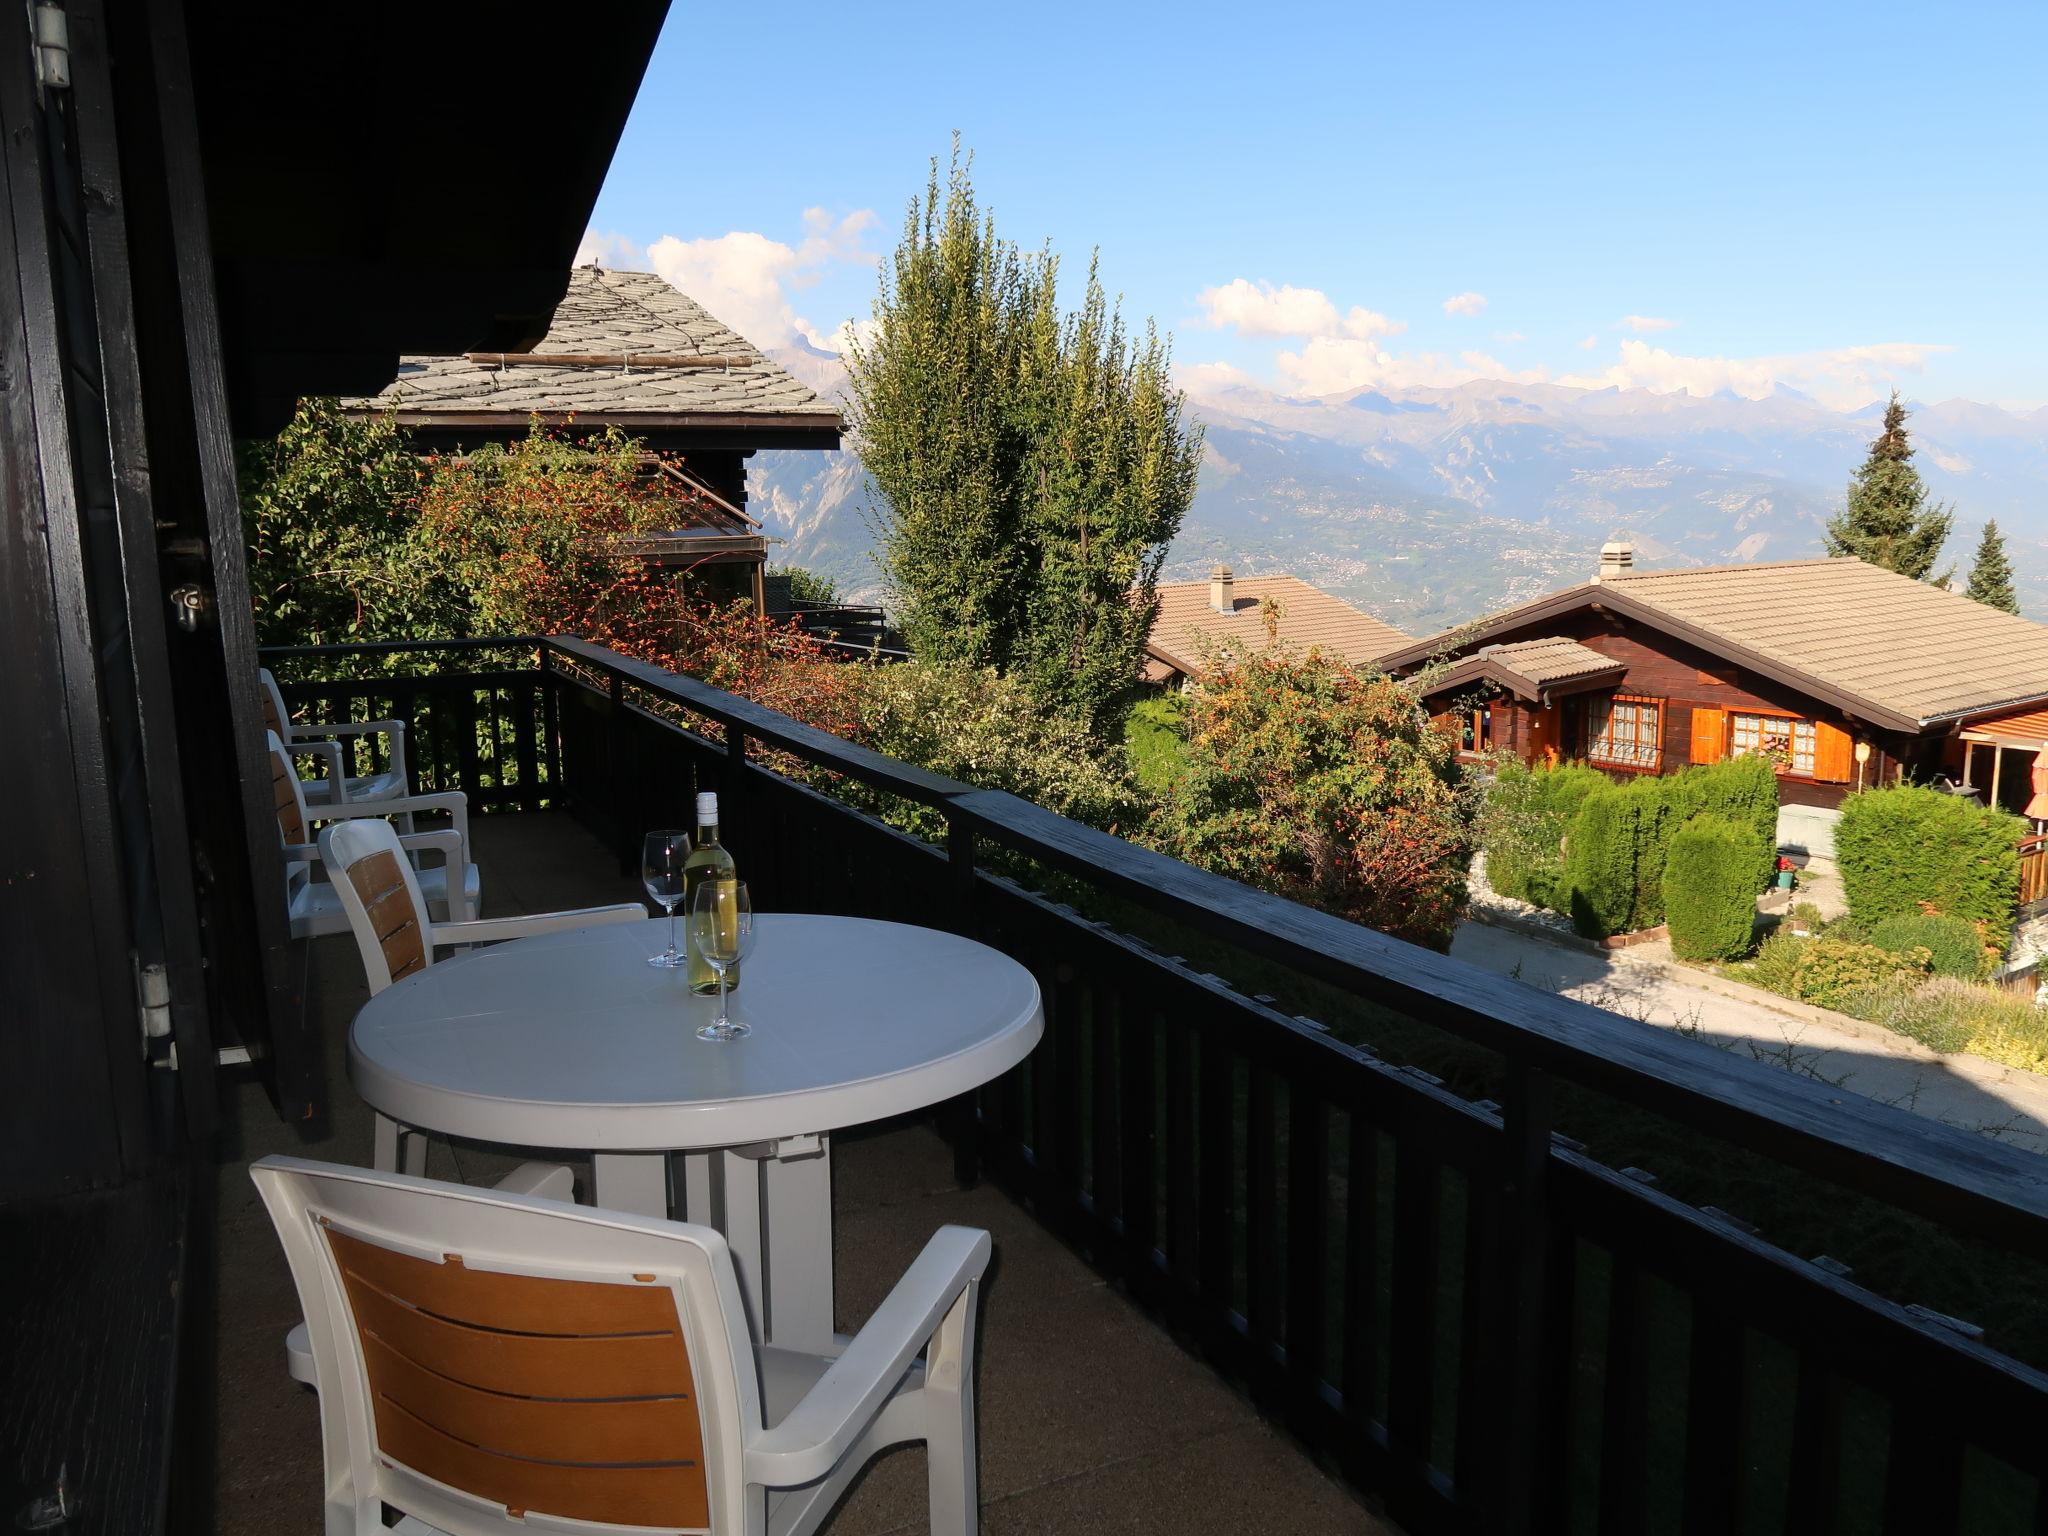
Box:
1665;815;1761;960
1693;753;1781;890
1836;784;2022;944
1482;761;1610;909
1564;776;1675;937
1866;912;1990;981
1744;929;1807;995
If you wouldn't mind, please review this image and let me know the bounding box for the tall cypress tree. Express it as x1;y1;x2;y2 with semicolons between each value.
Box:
1964;519;2020;613
848;143;1203;732
1821;392;1954;580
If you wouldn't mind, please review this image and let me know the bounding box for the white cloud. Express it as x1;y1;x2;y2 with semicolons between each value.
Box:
1493;330;1527;344
1177;359;1259;393
1196;278;1404;343
639;209;878;351
1273;338;1548;396
1558;339;1951;409
1442;291;1488;317
1578;334;1600;351
574;229;649;270
1620;314;1678;333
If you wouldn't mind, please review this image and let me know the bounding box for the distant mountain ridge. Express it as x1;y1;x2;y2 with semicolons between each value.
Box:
749;349;2048;633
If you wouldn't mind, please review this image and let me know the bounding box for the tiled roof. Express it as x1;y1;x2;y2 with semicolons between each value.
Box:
1482;636;1619;688
1386;557;2048;730
1147;575;1411;679
342;266;841;425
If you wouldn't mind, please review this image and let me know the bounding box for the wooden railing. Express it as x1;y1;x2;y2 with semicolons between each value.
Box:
266;636;2048;1536
2020;834;2048;909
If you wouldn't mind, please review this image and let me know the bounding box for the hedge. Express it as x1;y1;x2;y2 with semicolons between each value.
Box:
1565;781;1673;937
1866;912;1990;980
1481;761;1609;908
1835;784;2022;944
1664;815;1761;960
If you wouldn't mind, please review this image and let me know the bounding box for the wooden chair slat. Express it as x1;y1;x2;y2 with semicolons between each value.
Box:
371;1394;708;1530
342;853;427;982
361;1333;703;1468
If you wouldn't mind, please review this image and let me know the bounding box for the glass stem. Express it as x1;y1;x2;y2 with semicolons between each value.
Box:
667;903;678;962
717;965;729;1029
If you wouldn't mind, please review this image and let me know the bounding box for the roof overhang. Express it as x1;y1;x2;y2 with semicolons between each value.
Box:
1383;583;1932;735
1414;650;1626;705
381;410;844;453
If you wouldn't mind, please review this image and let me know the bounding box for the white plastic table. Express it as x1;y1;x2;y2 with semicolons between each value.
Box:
348;914;1043;1350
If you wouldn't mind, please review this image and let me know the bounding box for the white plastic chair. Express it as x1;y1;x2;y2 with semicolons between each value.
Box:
251;1155;990;1536
318;815;645;996
269;730;480;939
260;666;413;810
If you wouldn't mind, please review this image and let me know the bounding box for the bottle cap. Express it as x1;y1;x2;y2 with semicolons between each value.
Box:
696;791;719;823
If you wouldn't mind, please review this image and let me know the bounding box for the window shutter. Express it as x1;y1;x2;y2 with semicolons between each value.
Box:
1689;707;1726;765
1814;721;1854;782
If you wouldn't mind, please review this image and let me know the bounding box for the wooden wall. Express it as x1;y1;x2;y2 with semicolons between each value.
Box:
1460;610;1940;807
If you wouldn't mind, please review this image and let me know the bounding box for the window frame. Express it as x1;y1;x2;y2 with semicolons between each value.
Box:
1585;693;1664;772
1729;707;1818;779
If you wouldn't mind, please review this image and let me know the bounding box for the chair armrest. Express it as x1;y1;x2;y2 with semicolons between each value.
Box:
306;792;469;850
745;1225;991;1488
293;827;462;869
289;718;404;741
287;736;347;786
431;905;646;948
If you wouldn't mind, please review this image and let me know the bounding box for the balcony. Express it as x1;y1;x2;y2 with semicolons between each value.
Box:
241;636;2048;1535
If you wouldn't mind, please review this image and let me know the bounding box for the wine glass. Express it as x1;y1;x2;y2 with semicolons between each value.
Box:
642;830;690;968
690;880;755;1042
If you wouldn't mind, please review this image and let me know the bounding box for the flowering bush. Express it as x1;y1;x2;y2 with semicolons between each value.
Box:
1150;643;1475;950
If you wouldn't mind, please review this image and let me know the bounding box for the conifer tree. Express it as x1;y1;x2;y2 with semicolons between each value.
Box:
1964;519;2020;613
1821;391;1953;580
847;142;1202;733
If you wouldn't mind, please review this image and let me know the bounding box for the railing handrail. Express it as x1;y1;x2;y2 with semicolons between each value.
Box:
539;633;2048;1254
258;635;545;659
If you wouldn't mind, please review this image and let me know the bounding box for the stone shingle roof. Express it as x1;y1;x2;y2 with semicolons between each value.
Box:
1415;636;1626;703
1146;575;1411;680
342;266;840;427
1385;557;2048;731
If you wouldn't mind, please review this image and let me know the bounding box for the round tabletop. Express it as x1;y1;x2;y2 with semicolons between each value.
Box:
348;914;1044;1152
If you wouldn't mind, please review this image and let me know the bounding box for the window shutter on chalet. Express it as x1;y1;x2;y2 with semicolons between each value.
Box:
1689;707;1727;765
1814;721;1854;782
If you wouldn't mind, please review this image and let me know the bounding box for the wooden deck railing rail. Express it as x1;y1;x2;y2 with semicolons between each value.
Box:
2020;833;2048;910
266;635;2048;1536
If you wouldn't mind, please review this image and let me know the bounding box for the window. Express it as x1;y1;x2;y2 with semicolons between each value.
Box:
1731;712;1816;776
1459;703;1492;755
1586;695;1662;770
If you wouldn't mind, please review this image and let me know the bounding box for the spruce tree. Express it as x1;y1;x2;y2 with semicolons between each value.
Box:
1964;519;2020;613
847;143;1202;732
1821;392;1954;580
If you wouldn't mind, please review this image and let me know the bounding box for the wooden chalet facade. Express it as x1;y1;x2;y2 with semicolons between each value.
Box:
1385;544;2048;814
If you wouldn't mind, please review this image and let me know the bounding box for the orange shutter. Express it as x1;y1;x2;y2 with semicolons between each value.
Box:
1689;707;1727;764
1814;721;1854;782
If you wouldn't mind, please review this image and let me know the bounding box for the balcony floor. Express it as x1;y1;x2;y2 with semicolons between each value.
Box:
210;811;1394;1534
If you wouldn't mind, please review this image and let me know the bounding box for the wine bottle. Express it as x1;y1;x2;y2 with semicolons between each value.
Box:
684;791;738;995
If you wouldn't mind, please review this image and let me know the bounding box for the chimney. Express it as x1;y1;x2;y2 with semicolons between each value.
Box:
1210;563;1236;613
1596;540;1635;580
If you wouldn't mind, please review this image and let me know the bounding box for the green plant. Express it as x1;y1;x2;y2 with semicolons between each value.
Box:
1835;784;2022;944
1151;643;1474;950
1564;778;1674;937
1821;390;1954;581
1122;691;1190;796
772;565;841;606
1664;815;1760;960
1789;936;1934;1010
1744;929;1808;995
1866;912;1990;981
1479;760;1607;909
846;141;1203;733
846;660;1142;844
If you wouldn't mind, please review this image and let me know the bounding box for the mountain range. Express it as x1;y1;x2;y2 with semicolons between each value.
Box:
750;346;2048;635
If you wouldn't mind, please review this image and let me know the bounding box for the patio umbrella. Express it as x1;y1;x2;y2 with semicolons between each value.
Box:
2026;745;2048;822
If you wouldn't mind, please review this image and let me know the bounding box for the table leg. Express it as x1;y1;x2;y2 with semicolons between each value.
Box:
679;1152;714;1224
761;1136;835;1353
592;1152;670;1218
719;1150;766;1340
373;1114;426;1176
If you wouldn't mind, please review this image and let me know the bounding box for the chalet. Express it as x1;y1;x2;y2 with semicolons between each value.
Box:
1143;566;1412;687
340;265;843;610
1385;542;2048;818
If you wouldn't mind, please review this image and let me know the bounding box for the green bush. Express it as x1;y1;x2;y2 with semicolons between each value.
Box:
1665;815;1761;960
1866;912;1990;981
1836;784;2022;944
1122;692;1189;796
1480;761;1608;908
1564;777;1675;937
1691;753;1780;890
1789;936;1934;1010
1744;929;1808;995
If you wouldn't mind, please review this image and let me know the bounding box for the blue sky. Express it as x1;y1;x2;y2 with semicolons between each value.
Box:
583;0;2047;409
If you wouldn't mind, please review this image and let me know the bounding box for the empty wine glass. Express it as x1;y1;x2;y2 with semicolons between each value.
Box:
642;830;690;968
690;880;755;1042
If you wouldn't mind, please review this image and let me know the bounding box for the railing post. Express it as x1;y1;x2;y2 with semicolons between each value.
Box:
944;811;981;1188
1484;1061;1554;1536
